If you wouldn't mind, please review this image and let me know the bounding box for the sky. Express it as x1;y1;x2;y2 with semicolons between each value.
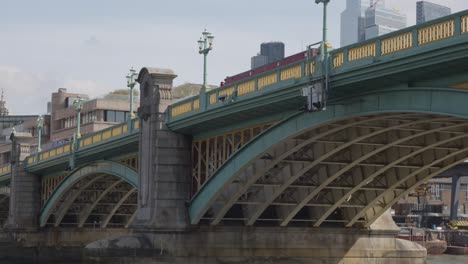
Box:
1;0;467;114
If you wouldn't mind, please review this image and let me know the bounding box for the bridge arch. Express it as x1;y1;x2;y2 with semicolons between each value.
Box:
40;160;138;228
190;87;468;227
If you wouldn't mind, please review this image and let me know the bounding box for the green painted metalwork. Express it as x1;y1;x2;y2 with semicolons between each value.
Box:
198;29;214;91
166;10;468;134
39;160;137;227
127;67;138;119
189;87;468;224
37;115;43;152
24;118;139;173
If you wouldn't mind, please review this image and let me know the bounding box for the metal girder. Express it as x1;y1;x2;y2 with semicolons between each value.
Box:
250;117;455;226
315;131;468;227
101;188;136;228
206;114;413;225
348;146;468;227
40;160;138;227
125;210;138;228
53;175;105;227
190;87;468;227
77;180;123;228
0;195;8;204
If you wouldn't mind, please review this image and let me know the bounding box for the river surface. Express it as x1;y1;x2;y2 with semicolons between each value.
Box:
0;255;466;264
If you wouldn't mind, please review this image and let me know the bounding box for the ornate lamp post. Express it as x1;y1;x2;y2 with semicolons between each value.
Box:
36;115;43;153
315;0;330;111
315;0;330;68
126;67;138;119
73;98;84;138
197;29;214;92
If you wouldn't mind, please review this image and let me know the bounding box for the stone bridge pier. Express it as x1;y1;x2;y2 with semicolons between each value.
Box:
83;67;426;264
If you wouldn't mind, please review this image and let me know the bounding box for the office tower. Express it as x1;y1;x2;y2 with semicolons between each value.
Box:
260;42;285;64
365;0;407;40
416;1;451;25
340;0;371;47
251;54;268;69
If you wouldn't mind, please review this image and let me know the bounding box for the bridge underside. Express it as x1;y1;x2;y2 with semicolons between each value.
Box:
196;113;468;227
41;161;138;228
0;194;8;226
188;87;468;228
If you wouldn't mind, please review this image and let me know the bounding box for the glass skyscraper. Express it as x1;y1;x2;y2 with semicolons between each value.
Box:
416;1;451;25
340;0;371;47
365;0;407;40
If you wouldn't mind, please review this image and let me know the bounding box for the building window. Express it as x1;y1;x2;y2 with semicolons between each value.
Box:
104;110;129;122
115;111;125;123
430;184;441;201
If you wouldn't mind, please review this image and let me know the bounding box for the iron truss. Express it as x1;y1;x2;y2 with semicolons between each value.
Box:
196;113;468;227
0;189;9;226
43;173;137;228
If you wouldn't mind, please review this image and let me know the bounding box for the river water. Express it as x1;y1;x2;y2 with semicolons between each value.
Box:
0;255;466;264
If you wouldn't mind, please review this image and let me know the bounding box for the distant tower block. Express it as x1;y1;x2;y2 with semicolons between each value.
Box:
0;89;9;116
260;42;285;63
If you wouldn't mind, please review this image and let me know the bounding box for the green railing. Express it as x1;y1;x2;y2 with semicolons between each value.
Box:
169;58;317;120
25;118;140;168
167;10;468;122
330;10;467;70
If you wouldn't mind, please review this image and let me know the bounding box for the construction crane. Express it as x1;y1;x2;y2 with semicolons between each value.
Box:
370;0;383;8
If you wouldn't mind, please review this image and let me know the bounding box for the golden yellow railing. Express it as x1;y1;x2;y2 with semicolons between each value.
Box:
348;42;376;61
193;98;200;110
333;52;344;68
237;80;255;96
0;164;10;174
219;86;234;97
418;19;454;45
305;61;315;75
27;119;139;165
462;15;468;34
102;130;112;140
93;134;101;144
280;64;302;81
381;32;413;55
257;73;278;90
209;93;217;104
171;101;192;117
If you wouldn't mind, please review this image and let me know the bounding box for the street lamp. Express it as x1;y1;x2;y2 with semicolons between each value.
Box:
73;98;84;138
198;29;214;92
36;115;43;153
315;0;330;65
315;0;330;111
126;67;138;119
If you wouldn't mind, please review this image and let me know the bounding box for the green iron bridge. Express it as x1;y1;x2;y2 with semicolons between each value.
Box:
1;11;468;231
1;119;139;228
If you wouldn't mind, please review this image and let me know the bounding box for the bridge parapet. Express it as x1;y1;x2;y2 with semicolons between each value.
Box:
0;164;10;178
168;56;317;121
331;10;467;72
167;10;468;132
24;118;139;169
